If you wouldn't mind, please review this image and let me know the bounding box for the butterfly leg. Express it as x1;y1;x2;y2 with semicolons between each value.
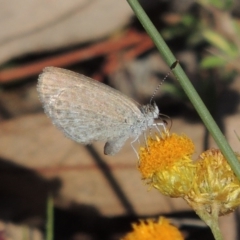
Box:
130;136;140;159
153;121;166;133
142;132;150;153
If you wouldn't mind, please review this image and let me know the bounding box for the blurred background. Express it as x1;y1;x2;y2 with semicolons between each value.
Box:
0;0;240;239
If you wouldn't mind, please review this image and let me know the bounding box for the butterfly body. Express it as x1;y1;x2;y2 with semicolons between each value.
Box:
37;67;159;155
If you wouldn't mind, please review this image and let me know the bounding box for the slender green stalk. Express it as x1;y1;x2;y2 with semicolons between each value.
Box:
195;207;223;240
46;195;54;240
127;0;240;179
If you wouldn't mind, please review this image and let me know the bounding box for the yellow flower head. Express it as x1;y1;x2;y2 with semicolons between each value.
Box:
138;131;196;197
185;149;240;216
121;217;184;240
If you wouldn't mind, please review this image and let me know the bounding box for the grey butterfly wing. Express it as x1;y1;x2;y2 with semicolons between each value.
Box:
37;67;144;155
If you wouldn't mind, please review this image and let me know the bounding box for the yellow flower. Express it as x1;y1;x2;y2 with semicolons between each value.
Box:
185;149;240;216
138;131;196;197
121;217;184;240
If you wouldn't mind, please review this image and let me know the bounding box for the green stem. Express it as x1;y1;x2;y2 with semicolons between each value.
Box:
194;204;223;240
127;0;240;180
46;194;54;240
211;223;224;240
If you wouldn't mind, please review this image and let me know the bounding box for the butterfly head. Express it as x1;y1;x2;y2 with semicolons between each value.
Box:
140;102;159;119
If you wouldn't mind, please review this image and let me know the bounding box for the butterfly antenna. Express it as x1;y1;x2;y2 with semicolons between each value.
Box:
150;60;179;105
